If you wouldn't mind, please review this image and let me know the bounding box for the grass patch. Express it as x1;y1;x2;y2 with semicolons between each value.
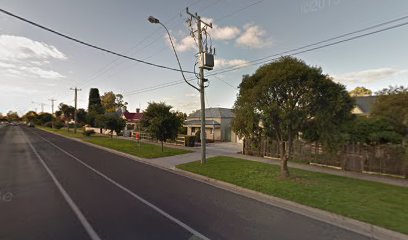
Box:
39;127;191;158
177;156;408;234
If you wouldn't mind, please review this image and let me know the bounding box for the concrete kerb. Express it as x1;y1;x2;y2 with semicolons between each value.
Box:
38;129;408;240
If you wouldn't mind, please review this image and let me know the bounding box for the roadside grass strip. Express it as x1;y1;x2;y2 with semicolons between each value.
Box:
177;156;408;234
39;127;191;158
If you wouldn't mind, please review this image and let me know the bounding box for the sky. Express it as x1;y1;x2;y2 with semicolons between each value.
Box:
1;0;408;116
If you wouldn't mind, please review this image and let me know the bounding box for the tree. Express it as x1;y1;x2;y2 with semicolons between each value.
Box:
372;86;408;138
22;111;38;123
344;116;403;144
87;88;104;127
6;111;20;122
101;91;128;113
349;86;372;96
76;108;87;124
36;112;53;125
175;111;187;134
58;103;75;122
233;57;353;178
88;88;104;114
141;102;181;151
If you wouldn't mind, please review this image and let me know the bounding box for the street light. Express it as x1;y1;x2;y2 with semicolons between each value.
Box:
148;15;207;164
147;16;198;91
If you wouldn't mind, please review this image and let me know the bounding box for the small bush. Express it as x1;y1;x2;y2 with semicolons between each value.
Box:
83;129;96;137
44;122;53;128
184;135;196;147
54;121;64;129
195;130;201;143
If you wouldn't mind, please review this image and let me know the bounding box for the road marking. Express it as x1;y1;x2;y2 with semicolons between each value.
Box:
22;130;102;240
34;131;210;240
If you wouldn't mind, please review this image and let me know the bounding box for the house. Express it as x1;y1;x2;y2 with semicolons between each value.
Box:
184;107;241;143
121;108;143;137
351;96;378;116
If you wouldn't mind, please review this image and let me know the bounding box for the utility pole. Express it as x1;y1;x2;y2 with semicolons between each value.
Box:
70;87;81;133
186;8;213;164
48;98;56;128
32;101;45;113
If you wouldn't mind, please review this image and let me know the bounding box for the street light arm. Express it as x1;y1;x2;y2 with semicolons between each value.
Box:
159;22;200;92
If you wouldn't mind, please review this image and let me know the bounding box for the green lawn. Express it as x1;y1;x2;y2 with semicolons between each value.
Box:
39;127;191;158
177;156;408;234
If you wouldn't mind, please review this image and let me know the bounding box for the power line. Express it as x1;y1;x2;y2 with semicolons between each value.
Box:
0;8;194;74
122;16;408;96
77;0;202;88
214;0;265;22
207;19;408;77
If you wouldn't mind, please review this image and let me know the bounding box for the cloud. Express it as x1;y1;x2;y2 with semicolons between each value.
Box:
166;35;196;52
211;25;241;40
214;58;249;69
20;66;65;79
334;68;407;83
0;35;66;79
236;24;272;48
0;35;66;61
202;18;241;41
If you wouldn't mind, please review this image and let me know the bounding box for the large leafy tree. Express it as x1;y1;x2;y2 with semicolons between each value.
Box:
96;113;126;138
58;103;75;122
372;86;408;138
22;111;38;123
6;111;20;122
233;56;353;178
349;86;372;96
141;102;181;151
101;91;128;113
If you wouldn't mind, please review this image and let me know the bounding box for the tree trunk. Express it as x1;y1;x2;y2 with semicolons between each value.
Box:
280;141;290;178
161;141;164;152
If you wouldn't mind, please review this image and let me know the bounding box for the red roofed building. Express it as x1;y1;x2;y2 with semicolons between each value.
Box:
122;108;144;137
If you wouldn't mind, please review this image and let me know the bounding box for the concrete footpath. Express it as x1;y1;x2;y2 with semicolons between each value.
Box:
140;140;408;188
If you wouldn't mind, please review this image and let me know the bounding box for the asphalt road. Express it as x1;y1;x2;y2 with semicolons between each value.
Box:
0;125;370;240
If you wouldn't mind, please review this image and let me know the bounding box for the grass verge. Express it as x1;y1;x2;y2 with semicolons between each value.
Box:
177;156;408;234
39;127;191;158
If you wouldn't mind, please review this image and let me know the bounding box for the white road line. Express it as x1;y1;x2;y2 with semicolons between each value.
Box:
22;130;102;240
34;131;210;240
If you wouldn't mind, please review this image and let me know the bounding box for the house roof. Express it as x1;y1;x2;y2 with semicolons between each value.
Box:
184;119;220;126
123;111;143;121
353;96;378;114
188;108;234;119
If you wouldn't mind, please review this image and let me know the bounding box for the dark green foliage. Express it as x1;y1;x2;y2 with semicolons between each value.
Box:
141;102;182;151
345;116;403;144
372;86;408;137
44;122;53;128
94;113;126;137
233;56;354;177
35;112;53;125
194;130;201;143
54;120;64;129
88;88;104;114
58;103;75;122
184;135;196;147
83;129;96;137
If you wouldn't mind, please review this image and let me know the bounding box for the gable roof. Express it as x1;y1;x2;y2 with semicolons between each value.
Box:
123;111;143;121
188;108;234;119
353;96;378;114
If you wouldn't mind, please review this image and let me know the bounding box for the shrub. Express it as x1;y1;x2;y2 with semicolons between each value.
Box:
44;121;53;128
54;121;64;129
184;135;196;147
195;130;201;143
83;129;95;137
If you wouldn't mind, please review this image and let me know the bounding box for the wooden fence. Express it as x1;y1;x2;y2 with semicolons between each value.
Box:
243;138;408;177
